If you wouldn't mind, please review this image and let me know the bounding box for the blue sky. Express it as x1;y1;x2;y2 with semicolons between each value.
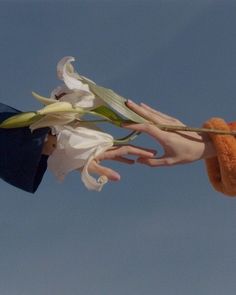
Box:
1;1;236;294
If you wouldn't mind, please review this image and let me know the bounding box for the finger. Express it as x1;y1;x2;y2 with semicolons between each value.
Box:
137;157;175;167
123;122;168;144
88;161;121;181
126;100;160;124
98;145;157;161
140;103;182;124
126;100;184;126
113;145;156;157
111;156;135;164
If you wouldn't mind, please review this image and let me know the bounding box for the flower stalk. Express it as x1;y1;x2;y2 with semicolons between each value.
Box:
153;123;236;136
1;106;236;136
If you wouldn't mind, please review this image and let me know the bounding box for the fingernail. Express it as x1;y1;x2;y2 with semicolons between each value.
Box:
112;173;121;181
120;122;131;127
125;99;134;105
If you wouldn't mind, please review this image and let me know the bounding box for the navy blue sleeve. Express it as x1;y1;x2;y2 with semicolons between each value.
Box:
0;103;49;193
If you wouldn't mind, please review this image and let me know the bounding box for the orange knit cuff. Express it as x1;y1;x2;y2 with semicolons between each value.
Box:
203;118;236;197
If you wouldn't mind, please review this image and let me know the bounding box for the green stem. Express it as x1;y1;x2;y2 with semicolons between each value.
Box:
1;106;236;137
113;131;141;144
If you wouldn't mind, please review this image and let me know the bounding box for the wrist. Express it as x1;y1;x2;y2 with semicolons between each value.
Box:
201;134;216;159
42;134;57;156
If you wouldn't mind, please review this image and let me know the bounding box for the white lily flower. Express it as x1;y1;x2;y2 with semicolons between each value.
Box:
30;56;105;131
48;125;114;191
55;56;103;109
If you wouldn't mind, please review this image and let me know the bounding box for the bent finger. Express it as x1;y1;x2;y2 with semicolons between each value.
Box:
99;145;156;161
126;100;160;123
123;123;168;144
140;103;184;125
111;156;135;164
88;161;121;181
114;145;156;157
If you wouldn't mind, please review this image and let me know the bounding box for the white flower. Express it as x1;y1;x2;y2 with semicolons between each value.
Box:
30;56;104;131
53;56;103;109
48;125;114;191
30;56;114;192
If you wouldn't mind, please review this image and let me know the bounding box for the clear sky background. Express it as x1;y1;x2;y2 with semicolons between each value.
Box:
1;1;236;294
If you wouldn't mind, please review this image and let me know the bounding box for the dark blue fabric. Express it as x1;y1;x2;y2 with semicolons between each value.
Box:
0;103;49;193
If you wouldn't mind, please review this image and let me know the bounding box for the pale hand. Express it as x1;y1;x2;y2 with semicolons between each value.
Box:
88;145;156;181
124;100;216;167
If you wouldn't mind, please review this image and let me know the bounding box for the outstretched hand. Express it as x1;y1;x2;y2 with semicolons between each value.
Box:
124;100;216;167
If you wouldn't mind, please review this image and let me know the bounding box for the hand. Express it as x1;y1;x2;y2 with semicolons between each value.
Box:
88;145;156;181
42;134;57;155
124;100;216;167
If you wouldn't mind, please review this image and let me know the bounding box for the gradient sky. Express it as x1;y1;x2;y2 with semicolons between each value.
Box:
1;1;236;294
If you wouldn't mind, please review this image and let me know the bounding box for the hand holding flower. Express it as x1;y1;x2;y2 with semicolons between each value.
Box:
125;101;216;166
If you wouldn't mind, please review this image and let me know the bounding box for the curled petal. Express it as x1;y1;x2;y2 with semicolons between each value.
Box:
81;154;108;192
57;56;76;80
56;57;103;108
57;56;91;92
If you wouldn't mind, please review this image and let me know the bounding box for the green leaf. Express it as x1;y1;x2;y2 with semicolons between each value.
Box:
92;105;126;126
0;112;44;129
81;77;147;123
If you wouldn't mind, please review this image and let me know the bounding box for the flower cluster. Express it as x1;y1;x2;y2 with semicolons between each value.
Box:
0;56;146;191
35;56;116;191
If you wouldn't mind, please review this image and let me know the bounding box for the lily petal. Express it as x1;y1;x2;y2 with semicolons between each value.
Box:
56;57;103;108
32;91;58;105
81;149;110;191
37;101;74;115
48;125;113;191
57;56;91;92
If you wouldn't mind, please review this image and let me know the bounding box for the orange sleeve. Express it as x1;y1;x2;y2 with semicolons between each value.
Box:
203;118;236;197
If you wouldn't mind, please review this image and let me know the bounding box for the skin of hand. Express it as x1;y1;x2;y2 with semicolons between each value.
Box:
42;134;57;156
88;145;157;181
42;133;156;182
124;100;216;167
